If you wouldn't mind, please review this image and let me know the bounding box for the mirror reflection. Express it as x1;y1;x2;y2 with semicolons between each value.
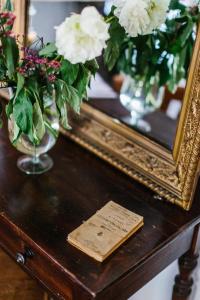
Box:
28;0;199;150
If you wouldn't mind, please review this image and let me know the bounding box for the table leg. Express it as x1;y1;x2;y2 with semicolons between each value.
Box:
172;225;200;300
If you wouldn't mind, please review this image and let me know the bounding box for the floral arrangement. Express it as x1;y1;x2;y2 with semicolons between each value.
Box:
0;1;109;145
0;0;199;145
104;0;200;95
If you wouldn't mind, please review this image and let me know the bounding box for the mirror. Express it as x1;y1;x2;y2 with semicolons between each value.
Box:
17;0;200;210
27;0;198;151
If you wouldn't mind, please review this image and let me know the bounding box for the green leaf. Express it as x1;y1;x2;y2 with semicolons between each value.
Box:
26;78;39;95
13;90;33;134
12;120;21;144
65;85;81;114
104;16;125;71
74;65;91;98
6;97;13;118
39;43;57;56
15;73;25;99
104;41;120;71
57;100;70;130
84;59;99;75
3;0;14;11
25;78;43;110
0;57;7;81
2;37;19;79
60;59;79;85
32;99;45;143
107;16;126;44
169;0;186;12
179;19;194;48
55;81;71;129
158;58;170;86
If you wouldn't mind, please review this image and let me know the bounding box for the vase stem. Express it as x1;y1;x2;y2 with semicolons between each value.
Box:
33;145;39;164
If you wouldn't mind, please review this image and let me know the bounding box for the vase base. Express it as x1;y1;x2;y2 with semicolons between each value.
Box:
121;116;151;133
17;154;53;175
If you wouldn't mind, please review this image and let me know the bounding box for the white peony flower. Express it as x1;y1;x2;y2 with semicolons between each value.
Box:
55;6;109;64
113;0;170;37
114;0;150;37
146;0;171;34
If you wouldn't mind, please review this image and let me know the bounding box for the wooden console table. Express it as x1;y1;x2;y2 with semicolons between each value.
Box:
0;116;200;300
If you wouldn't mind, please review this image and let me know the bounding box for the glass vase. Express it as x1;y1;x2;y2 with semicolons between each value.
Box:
8;98;59;175
120;75;164;132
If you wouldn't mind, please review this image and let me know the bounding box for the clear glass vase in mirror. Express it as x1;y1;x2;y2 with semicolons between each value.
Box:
8;96;59;175
120;75;165;133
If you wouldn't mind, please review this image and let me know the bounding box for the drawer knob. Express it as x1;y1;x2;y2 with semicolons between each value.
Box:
16;253;26;265
16;248;34;265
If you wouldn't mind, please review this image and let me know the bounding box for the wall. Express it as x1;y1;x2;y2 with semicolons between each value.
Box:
129;260;200;300
30;2;75;42
30;1;104;43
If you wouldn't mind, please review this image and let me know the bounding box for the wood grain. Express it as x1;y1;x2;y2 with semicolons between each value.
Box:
0;100;200;299
0;249;45;300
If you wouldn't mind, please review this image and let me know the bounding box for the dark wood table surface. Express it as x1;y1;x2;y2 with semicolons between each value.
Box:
0;109;200;300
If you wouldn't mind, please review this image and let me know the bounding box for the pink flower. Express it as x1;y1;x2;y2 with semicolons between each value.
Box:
26;61;35;68
0;12;9;18
18;67;26;75
5;30;15;38
0;12;16;24
48;60;61;69
6;18;15;26
7;12;15;20
48;74;56;82
35;58;48;65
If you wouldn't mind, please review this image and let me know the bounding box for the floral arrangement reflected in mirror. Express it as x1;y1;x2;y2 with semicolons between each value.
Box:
104;0;200;132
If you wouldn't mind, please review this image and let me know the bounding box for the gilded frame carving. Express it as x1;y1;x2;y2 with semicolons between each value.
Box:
14;1;200;210
61;26;200;211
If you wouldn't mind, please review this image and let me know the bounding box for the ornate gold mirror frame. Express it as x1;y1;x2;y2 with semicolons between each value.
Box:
62;27;200;211
13;1;200;210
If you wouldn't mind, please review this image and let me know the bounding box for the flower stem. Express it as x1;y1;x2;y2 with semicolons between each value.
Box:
105;16;115;23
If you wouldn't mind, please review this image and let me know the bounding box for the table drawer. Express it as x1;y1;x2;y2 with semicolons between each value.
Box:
0;213;89;300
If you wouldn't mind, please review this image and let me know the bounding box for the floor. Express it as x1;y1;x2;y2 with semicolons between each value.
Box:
0;249;45;300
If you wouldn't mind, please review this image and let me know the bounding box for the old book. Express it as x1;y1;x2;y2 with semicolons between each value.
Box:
67;201;144;262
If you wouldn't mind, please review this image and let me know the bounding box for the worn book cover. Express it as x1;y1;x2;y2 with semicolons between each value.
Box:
67;201;144;262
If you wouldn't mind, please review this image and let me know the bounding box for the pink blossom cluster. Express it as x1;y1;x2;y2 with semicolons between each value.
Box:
18;47;61;83
0;11;16;37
